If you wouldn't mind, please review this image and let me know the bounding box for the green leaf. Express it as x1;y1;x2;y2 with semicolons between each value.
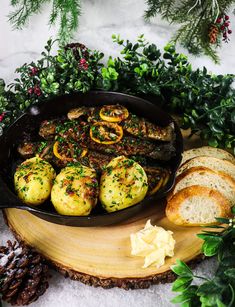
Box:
231;110;235;124
171;292;193;304
107;57;115;67
221;256;235;267
200;294;222;307
208;138;219;147
225;269;235;280
200;237;223;257
172;276;193;292
216;299;227;307
171;259;193;277
197;281;222;296
215;217;230;224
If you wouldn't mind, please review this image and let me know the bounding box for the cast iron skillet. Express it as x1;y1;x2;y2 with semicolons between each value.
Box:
0;91;183;226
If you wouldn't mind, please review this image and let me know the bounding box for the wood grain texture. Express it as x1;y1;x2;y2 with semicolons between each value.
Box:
4;200;206;288
3;130;206;289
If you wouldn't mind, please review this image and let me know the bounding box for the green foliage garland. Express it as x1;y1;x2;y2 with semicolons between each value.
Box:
171;211;235;306
145;0;235;62
0;35;234;154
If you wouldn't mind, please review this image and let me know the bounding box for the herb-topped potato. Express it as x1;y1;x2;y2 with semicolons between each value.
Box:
99;156;148;212
51;164;99;216
14;157;56;205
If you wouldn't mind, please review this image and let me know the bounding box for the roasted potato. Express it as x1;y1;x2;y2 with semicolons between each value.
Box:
14;157;56;205
51;165;98;216
99;156;148;212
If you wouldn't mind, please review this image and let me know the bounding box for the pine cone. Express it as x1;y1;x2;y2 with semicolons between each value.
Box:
208;24;219;44
64;43;89;60
0;241;50;306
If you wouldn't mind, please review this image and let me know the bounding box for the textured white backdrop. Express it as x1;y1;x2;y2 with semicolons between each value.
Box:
0;1;234;306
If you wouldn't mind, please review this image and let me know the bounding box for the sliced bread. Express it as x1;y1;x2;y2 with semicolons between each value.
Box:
177;156;235;180
170;167;235;206
181;146;235;165
166;185;231;226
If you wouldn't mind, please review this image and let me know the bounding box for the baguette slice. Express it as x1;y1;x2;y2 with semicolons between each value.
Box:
170;167;235;206
182;146;235;165
177;156;235;180
166;186;231;226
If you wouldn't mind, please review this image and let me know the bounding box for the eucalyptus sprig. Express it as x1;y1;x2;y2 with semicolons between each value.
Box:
171;209;235;306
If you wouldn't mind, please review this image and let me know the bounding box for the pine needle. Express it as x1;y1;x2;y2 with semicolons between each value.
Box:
145;0;235;62
8;0;82;45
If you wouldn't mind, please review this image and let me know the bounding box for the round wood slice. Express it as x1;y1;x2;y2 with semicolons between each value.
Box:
3;130;206;289
4;200;205;289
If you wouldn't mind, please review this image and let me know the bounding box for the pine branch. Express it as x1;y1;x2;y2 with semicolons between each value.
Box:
8;0;82;45
144;0;176;20
145;0;235;62
8;0;48;29
57;0;81;45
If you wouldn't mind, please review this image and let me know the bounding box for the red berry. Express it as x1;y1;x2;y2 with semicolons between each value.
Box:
228;29;232;34
225;15;229;20
79;58;87;65
34;86;42;96
223;32;227;38
29;67;38;76
224;22;230;27
82;63;89;70
0;112;5;122
221;25;225;31
216;18;222;23
79;58;89;70
28;88;34;95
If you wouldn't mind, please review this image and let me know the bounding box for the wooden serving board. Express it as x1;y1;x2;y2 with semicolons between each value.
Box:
3;130;206;289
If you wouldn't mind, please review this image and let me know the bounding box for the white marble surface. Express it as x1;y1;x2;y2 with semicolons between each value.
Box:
0;1;234;306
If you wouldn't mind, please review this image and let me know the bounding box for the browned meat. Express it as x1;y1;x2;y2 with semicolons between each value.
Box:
67;107;95;120
67;106;175;142
17;142;37;158
123;114;174;141
87;136;175;161
89;152;113;171
39;120;58;139
17;141;57;161
39;119;89;142
17;141;114;170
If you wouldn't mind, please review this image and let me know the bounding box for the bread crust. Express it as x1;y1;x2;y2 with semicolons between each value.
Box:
182;146;235;165
166;185;231;226
169;166;235;204
177;156;235;179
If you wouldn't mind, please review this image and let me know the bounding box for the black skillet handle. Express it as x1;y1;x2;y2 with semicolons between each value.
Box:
0;176;27;210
